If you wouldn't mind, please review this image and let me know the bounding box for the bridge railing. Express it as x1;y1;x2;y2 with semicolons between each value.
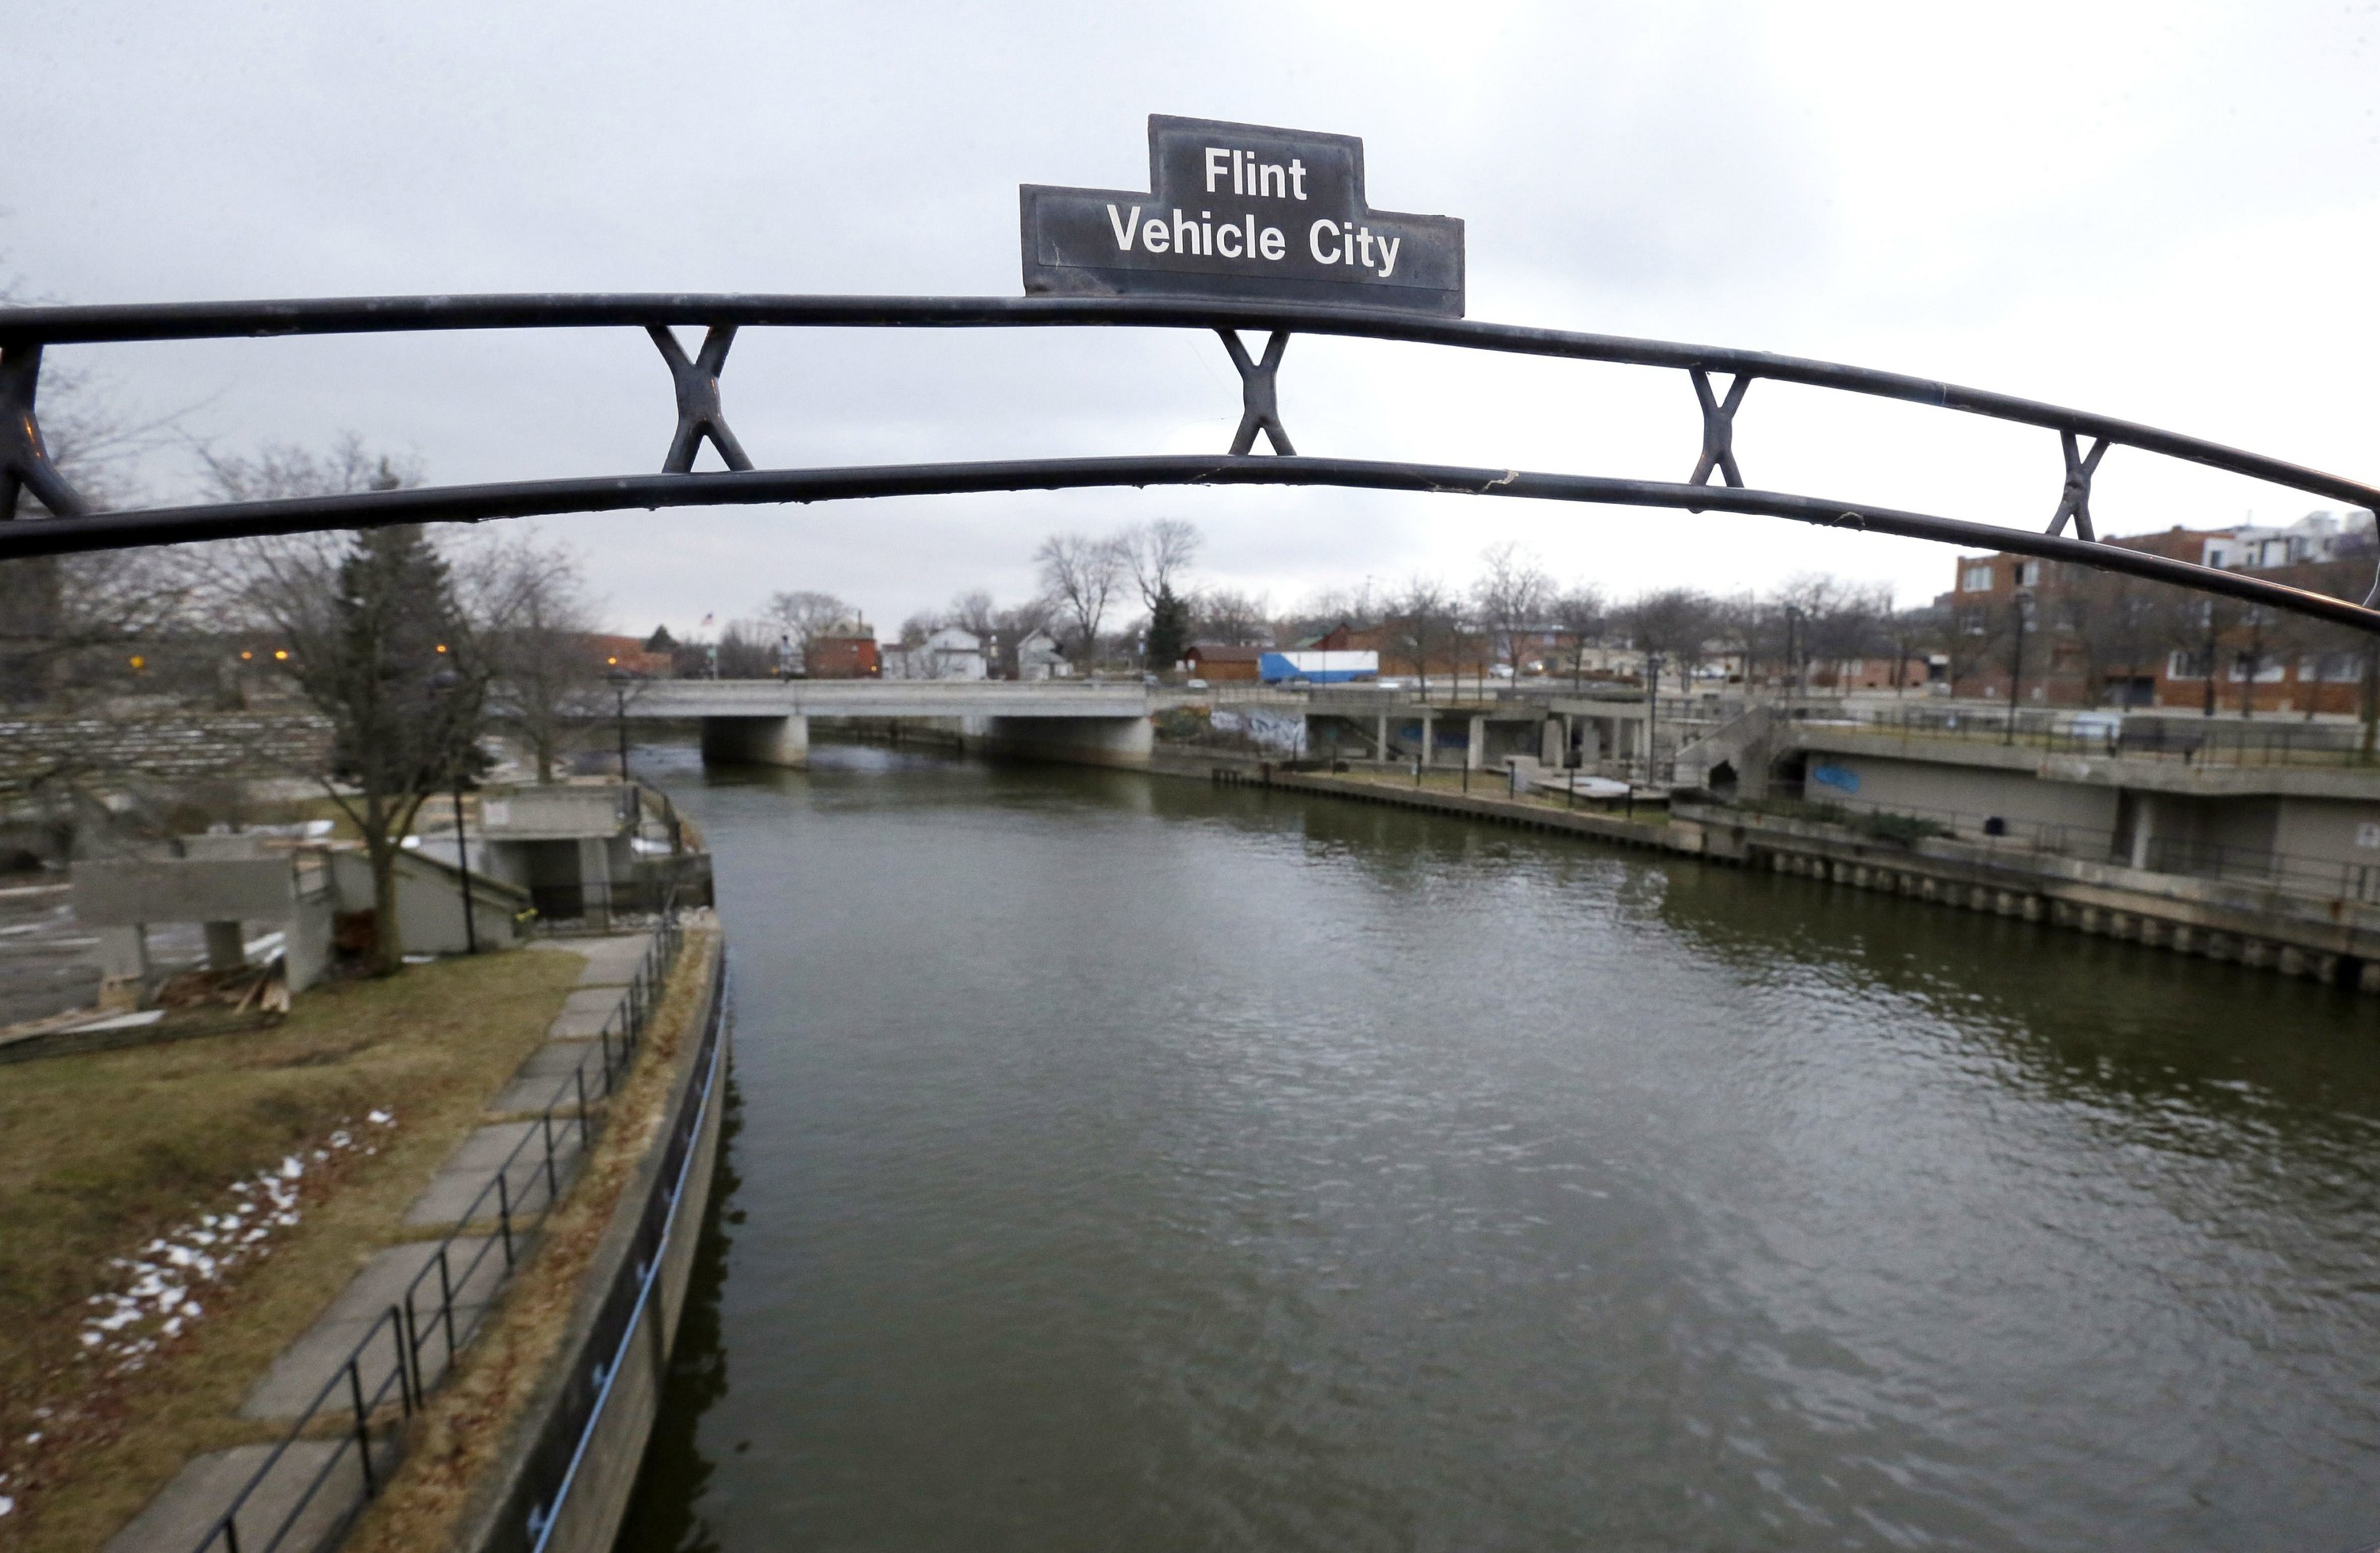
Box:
1803;704;2378;768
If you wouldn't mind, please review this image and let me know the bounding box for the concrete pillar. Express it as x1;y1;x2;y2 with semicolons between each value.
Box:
98;924;150;1010
1467;716;1487;770
578;836;614;929
1376;713;1389;763
2128;792;2156;871
1541;719;1564;767
1421;711;1435;768
204;921;245;971
700;714;809;768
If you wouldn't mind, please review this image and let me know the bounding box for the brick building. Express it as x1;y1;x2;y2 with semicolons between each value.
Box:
585;633;675;678
1945;510;2376;712
805;625;881;678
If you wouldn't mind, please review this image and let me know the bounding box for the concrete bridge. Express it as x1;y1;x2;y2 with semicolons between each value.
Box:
611;677;1660;774
616;679;1166;768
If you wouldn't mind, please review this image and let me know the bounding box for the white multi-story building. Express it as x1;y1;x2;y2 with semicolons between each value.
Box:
881;626;987;681
2200;509;2376;571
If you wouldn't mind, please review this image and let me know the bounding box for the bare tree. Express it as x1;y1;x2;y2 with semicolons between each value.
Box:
1769;574;1892;692
945;590;999;642
1119;519;1202;613
1192;587;1275;646
1882;603;1946;694
191;442;524;974
1623;588;1725;694
197;434;420;505
2063;569;2164;707
206;527;485;974
1282;579;1384;644
0;314;198;710
1387;576;1458;698
762;590;857;675
1471;543;1553;678
477;536;600;783
1549;586;1607;688
1035;532;1127;663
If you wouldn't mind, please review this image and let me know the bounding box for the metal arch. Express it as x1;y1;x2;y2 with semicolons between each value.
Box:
2;290;2377;632
9;453;2378;636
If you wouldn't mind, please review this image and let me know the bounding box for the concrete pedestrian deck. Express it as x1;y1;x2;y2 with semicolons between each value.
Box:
401;1121;585;1227
239;1238;502;1419
528;932;651;989
104;1442;359;1553
486;1039;605;1114
109;932;651;1553
545;986;628;1040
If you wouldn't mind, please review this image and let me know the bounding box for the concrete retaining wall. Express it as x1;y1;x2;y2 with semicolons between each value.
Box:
451;943;731;1553
1180;759;2380;994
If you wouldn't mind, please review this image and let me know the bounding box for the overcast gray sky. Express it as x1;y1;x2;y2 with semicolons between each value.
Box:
8;1;2377;636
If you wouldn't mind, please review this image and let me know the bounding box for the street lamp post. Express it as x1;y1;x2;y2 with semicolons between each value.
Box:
1645;650;1664;789
2005;588;2034;745
428;667;478;955
609;669;632;780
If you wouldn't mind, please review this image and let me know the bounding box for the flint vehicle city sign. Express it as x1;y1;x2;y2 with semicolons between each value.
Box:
1019;115;1465;317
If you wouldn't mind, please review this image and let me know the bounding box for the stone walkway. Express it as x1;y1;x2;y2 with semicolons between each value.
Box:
106;935;651;1553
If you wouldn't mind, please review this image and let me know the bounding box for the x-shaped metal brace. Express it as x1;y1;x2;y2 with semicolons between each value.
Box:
2044;430;2109;541
1687;368;1752;491
1219;330;1296;456
648;325;753;474
1;341;90;521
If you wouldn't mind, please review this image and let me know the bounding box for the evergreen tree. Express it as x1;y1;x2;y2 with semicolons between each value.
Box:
1146;582;1191;670
644;624;677;653
287;526;488;974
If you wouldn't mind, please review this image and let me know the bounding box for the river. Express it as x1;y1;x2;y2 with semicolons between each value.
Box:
616;743;2380;1552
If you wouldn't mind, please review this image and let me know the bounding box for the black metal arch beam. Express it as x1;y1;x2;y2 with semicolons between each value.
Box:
6;293;2377;515
7;453;2377;635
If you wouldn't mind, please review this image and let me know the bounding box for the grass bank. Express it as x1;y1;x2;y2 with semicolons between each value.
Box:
0;948;582;1553
344;928;721;1553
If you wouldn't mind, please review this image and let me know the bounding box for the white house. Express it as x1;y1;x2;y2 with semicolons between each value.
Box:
884;626;987;681
1014;629;1068;681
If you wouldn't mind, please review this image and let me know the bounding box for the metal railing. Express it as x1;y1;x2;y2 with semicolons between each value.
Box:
1808;704;2380;768
1757;786;2380;905
189;899;685;1553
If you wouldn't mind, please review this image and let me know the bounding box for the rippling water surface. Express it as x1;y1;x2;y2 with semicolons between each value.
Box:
619;744;2380;1551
